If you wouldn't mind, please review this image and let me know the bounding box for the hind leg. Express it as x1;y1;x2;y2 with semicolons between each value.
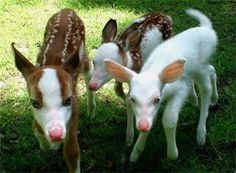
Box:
208;65;218;106
195;74;212;146
190;80;199;106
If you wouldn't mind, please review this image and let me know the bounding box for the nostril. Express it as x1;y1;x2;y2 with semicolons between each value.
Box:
138;119;150;132
89;82;98;91
49;126;63;141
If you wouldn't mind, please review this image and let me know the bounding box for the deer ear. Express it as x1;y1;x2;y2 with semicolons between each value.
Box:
12;43;35;79
102;19;117;43
159;59;185;83
104;58;136;83
123;29;142;51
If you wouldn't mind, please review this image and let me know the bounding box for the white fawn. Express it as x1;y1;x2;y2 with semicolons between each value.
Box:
12;9;96;173
89;12;172;145
105;9;218;162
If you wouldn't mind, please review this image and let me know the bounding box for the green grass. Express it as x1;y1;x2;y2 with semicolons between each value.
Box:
0;0;235;172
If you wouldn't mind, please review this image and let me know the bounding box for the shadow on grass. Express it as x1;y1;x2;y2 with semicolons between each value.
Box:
2;89;235;173
63;0;230;14
0;91;197;173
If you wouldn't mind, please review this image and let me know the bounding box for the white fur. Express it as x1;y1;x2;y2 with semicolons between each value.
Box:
140;27;163;61
90;43;122;89
33;68;71;148
90;18;167;146
79;41;85;61
128;9;218;162
134;17;145;23
105;9;218;162
75;160;81;173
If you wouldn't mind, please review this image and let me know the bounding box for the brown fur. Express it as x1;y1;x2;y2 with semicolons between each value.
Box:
12;8;87;173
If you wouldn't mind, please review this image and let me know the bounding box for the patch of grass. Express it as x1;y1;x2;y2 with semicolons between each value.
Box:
0;0;235;172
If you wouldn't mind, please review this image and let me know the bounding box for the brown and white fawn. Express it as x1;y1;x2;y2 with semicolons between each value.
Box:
12;9;96;173
89;12;172;146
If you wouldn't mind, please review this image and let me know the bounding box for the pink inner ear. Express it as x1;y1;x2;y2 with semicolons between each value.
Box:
159;59;185;83
104;59;136;83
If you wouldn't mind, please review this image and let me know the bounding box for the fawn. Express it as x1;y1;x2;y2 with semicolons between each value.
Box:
89;12;172;146
12;9;96;172
105;9;218;162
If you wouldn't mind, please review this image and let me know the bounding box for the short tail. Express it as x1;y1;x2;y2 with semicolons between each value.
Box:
186;8;212;28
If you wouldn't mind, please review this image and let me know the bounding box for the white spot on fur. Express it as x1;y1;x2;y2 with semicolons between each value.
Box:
62;12;73;60
79;41;84;61
134;17;145;23
42;13;61;65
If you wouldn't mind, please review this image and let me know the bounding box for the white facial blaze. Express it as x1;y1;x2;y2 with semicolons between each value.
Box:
34;68;71;142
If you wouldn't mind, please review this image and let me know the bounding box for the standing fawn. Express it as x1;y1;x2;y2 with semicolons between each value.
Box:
12;9;96;173
89;12;172;145
105;9;218;162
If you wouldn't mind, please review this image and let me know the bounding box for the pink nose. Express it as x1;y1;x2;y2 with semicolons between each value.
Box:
138;119;150;132
89;82;98;91
48;126;63;141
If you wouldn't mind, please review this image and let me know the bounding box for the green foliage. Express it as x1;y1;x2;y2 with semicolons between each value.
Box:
0;0;235;172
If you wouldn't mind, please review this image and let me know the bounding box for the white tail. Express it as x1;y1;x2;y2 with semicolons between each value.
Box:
186;8;212;28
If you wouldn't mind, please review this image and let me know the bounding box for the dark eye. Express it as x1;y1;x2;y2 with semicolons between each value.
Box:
153;97;160;104
63;96;72;106
31;99;41;109
130;97;136;103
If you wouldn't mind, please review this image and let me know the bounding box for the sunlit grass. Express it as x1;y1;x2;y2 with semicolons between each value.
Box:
0;0;235;172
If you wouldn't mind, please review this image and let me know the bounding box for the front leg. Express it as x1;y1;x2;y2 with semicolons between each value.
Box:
129;132;149;163
64;101;81;173
125;97;134;146
81;57;96;118
162;85;189;160
114;81;126;100
32;120;50;152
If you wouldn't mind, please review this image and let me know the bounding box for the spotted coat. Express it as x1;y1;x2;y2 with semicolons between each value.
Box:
117;12;172;72
37;9;85;67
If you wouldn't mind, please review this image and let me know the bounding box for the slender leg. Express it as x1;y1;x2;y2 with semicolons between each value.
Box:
190;80;199;106
125;97;134;146
129;132;149;163
32;120;50;152
195;74;212;146
162;93;187;160
64;97;81;173
81;57;96;118
114;81;126;100
208;65;218;106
